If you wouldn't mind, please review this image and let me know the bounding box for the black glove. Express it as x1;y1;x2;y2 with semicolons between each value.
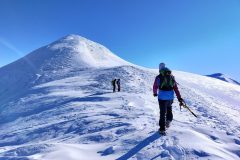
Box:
178;98;184;106
153;94;157;97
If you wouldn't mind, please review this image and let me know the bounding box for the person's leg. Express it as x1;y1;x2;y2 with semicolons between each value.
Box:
166;100;173;121
113;85;116;92
158;100;167;131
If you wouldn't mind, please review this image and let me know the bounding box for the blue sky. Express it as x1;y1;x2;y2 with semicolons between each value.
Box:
0;0;240;80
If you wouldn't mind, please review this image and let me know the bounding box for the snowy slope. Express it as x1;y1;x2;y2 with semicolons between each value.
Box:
0;35;240;160
206;73;240;86
0;34;131;116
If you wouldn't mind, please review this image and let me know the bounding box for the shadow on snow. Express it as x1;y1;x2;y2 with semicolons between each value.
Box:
117;132;161;160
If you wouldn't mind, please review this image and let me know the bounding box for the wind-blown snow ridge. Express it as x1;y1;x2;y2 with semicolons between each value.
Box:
0;35;240;160
206;73;240;85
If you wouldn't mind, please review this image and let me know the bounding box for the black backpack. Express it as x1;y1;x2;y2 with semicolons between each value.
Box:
158;69;175;91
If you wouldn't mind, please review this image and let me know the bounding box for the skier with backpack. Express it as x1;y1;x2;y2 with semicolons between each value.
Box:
153;63;184;135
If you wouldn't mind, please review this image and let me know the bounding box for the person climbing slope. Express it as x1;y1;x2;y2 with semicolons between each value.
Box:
153;63;184;135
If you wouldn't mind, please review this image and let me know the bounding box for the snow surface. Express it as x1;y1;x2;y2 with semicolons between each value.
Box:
0;34;240;160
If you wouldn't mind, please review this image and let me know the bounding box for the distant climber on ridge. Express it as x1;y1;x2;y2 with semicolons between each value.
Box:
153;63;184;135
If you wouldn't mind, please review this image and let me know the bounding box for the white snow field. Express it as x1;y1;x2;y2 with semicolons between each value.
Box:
0;35;239;160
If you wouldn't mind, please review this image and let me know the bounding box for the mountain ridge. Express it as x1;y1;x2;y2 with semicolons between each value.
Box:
206;73;240;85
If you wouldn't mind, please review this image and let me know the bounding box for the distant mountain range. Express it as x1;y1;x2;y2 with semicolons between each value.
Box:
206;73;240;85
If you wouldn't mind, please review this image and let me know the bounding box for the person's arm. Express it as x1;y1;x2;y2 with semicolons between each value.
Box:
173;78;183;103
153;76;158;96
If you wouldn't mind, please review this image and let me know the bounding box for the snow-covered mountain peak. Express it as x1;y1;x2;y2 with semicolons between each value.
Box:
49;34;99;50
1;34;131;74
45;34;131;69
